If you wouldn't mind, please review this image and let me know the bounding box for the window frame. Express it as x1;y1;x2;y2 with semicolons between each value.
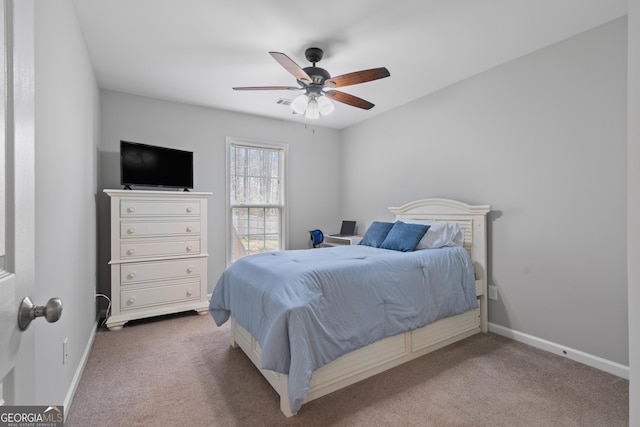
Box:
225;136;288;265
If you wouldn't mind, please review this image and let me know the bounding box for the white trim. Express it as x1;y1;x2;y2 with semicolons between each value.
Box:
62;322;97;421
488;322;629;379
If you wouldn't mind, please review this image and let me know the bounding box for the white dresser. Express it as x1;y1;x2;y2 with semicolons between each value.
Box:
104;189;211;330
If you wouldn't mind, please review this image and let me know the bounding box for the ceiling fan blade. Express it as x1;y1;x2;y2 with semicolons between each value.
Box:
269;52;312;84
325;90;375;110
233;86;301;91
325;67;390;88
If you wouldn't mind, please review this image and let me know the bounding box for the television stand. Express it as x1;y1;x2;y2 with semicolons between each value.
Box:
123;185;132;190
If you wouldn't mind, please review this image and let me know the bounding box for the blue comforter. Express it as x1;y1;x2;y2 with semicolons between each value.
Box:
209;245;477;414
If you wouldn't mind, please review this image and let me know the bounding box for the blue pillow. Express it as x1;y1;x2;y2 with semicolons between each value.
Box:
359;221;395;248
379;221;430;252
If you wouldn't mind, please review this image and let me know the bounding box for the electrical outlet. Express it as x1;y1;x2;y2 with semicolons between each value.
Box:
63;338;69;365
488;285;498;301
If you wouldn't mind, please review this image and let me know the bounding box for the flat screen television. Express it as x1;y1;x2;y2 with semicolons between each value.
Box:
120;140;194;190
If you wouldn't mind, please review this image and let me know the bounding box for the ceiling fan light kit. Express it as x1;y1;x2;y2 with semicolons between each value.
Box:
305;98;320;120
291;93;335;119
317;96;335;115
291;94;309;114
233;47;390;120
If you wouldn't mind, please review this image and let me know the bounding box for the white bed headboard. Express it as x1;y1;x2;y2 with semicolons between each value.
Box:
388;198;491;305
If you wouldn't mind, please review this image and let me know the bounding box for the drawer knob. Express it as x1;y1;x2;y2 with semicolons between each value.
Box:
186;245;193;252
186;267;193;274
127;206;136;213
186;289;193;297
127;227;136;234
186;207;193;213
127;271;137;279
186;226;193;232
127;248;136;256
127;296;136;305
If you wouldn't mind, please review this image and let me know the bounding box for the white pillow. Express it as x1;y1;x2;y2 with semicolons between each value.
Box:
401;220;464;249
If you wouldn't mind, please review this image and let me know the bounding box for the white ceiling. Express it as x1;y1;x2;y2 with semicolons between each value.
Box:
71;0;627;130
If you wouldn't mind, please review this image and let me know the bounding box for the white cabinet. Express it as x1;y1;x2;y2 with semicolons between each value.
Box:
104;189;211;330
322;235;363;247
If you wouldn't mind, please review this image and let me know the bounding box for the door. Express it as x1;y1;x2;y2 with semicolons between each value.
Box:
0;0;36;405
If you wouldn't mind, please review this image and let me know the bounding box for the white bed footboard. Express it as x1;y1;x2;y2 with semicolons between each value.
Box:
231;305;481;417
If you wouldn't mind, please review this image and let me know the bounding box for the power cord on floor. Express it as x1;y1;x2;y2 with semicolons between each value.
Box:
95;293;111;328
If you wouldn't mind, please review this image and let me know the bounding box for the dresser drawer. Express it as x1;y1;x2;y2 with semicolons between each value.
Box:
121;240;201;258
120;221;200;238
120;200;201;217
121;259;201;284
121;281;201;310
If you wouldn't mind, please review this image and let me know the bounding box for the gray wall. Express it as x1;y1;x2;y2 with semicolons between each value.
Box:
97;90;342;296
627;0;639;422
32;0;100;405
341;18;629;365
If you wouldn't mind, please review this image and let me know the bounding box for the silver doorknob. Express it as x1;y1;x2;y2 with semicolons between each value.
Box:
18;297;63;331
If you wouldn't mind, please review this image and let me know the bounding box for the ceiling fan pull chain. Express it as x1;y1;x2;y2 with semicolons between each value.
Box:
303;120;316;135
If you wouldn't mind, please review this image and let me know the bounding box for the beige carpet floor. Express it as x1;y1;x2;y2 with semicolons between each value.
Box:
65;312;628;427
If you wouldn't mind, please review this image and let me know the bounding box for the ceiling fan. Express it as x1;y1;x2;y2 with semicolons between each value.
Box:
233;47;390;119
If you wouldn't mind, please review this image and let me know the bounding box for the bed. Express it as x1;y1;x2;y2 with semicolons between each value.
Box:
209;198;490;417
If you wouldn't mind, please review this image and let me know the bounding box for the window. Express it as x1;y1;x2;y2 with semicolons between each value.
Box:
227;138;286;264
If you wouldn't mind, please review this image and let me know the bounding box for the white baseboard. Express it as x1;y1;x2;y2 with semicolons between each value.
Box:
488;322;629;380
63;321;97;421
